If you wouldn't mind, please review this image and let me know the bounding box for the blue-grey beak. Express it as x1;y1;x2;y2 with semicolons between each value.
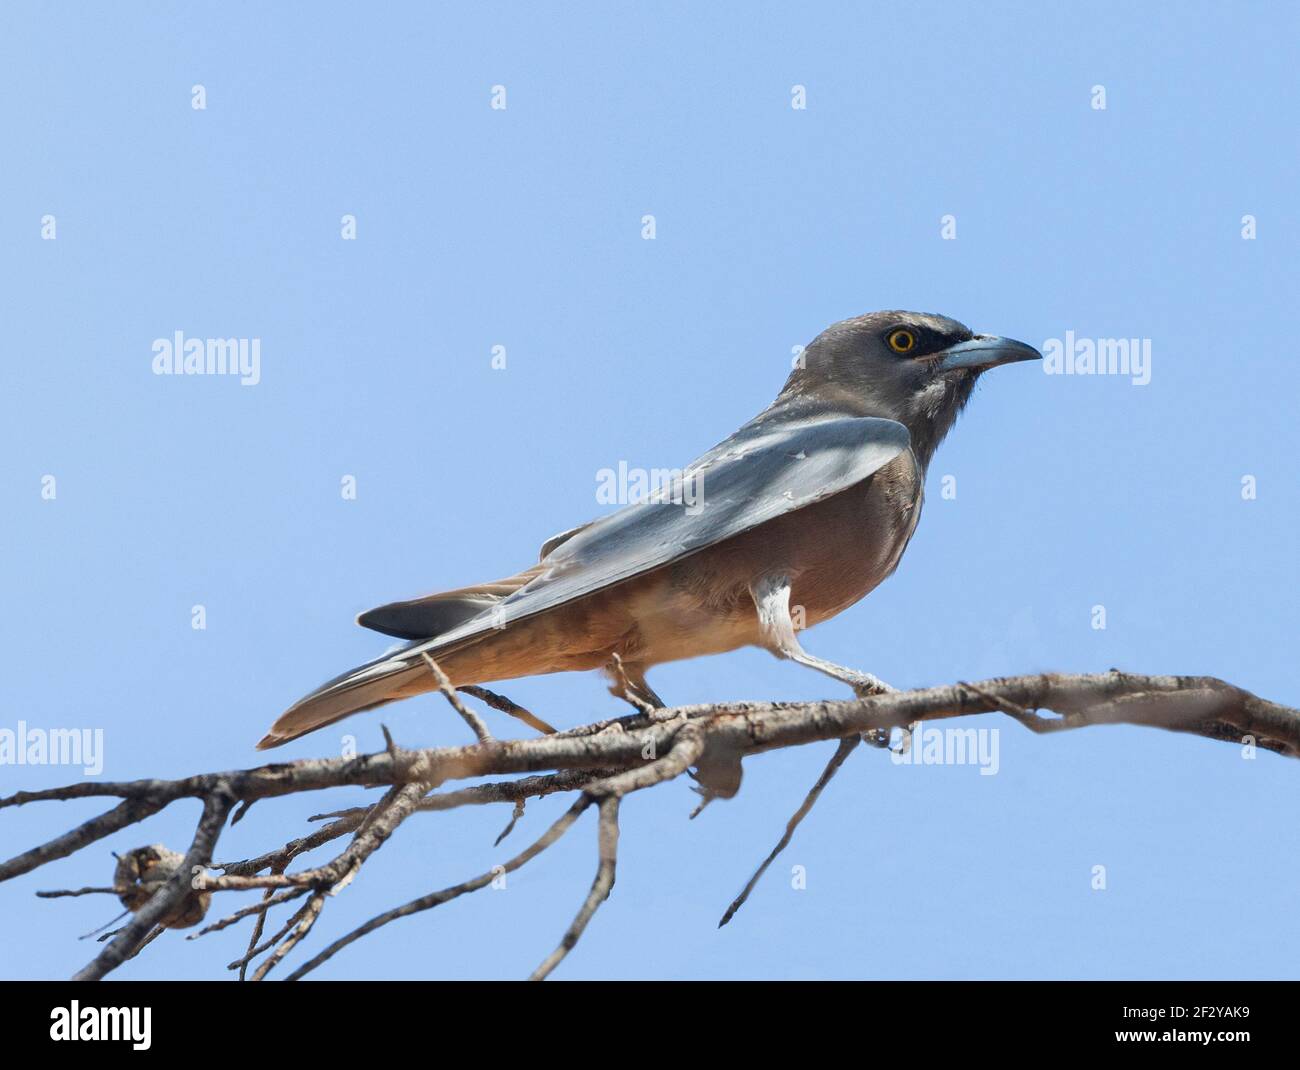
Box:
935;334;1042;373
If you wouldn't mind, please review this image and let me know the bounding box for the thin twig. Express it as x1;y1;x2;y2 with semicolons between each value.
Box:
37;886;117;899
284;796;594;980
459;685;557;735
238;867;288;981
79;910;129;941
188;886;308;940
123;924;166;962
718;734;861;928
494;800;526;846
250;892;327;981
529;795;621;980
422;653;492;742
228;893;318;969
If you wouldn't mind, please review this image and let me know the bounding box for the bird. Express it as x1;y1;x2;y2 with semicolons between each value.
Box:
258;310;1040;749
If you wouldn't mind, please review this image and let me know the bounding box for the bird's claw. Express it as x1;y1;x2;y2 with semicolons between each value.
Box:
862;727;892;748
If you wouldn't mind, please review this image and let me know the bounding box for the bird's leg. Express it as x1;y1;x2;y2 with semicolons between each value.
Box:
604;657;738;806
603;655;666;711
631;676;667;709
715;575;894;924
786;648;894;699
750;572;895;701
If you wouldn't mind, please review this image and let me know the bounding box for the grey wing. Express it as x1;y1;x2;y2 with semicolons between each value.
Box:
399;415;910;659
353;519;593;640
537;521;594;560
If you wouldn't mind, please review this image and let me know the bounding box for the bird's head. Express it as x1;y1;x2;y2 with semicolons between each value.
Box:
778;310;1041;466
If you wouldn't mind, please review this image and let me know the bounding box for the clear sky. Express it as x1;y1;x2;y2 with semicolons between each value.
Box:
1;1;1297;980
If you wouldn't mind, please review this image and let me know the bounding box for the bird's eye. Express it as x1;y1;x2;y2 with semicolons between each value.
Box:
887;329;916;354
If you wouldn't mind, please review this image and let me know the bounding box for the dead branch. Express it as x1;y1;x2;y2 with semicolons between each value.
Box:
2;671;1294;980
718;733;862;928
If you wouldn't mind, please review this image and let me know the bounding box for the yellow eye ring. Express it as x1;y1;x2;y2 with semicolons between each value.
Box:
887;329;916;354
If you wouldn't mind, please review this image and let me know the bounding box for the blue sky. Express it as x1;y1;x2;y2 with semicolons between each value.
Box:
1;1;1297;980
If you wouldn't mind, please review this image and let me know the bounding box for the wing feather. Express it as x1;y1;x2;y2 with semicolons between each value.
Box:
399;415;910;660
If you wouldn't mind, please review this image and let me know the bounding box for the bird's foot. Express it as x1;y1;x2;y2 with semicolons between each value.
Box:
845;673;894;747
847;671;895;698
862;726;892;749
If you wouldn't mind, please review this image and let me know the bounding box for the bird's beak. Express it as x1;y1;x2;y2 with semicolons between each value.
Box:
933;334;1042;373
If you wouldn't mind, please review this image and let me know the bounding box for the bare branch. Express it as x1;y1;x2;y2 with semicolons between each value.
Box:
1;797;165;882
36;886;118;899
530;796;621;981
2;671;1292;979
72;790;233;980
284;794;593;980
188;886;309;939
459;685;557;736
422;653;492;742
249;893;326;981
719;733;861;927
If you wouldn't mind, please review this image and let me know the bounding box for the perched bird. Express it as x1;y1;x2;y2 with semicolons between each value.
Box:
259;311;1039;749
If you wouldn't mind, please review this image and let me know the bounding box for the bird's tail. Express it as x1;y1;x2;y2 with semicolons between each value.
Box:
256;644;437;750
260;566;551;749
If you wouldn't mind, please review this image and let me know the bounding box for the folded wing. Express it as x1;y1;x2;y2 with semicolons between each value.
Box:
405;414;910;657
